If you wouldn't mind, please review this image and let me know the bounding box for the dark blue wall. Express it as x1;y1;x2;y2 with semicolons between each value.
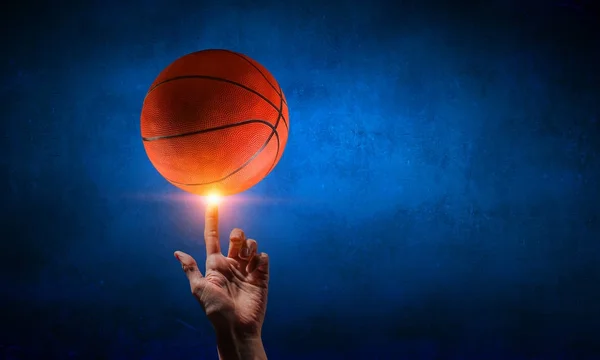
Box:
2;0;599;359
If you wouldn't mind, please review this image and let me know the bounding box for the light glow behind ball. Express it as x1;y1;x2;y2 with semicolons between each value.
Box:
206;193;222;205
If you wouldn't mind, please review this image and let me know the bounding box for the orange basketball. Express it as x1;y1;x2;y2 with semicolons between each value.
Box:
140;49;289;196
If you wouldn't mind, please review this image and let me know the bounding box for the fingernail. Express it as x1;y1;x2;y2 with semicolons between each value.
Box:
240;247;250;259
174;252;180;261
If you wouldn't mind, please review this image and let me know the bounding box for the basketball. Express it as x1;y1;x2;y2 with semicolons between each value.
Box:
140;49;289;196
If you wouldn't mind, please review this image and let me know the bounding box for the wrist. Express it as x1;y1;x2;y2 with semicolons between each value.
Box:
215;327;266;360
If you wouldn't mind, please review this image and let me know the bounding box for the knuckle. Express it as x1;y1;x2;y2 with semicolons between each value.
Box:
190;280;204;294
205;229;218;238
181;264;195;273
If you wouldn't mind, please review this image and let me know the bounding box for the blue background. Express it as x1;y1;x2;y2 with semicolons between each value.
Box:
2;0;599;359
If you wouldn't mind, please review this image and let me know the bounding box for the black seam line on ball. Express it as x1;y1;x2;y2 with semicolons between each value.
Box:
272;83;288;132
167;85;284;186
223;50;288;106
141;119;275;142
230;51;289;131
166;127;280;187
146;75;289;131
263;85;284;176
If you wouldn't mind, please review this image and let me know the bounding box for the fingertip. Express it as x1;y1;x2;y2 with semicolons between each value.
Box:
257;252;269;271
174;250;188;258
246;239;258;252
229;228;245;241
174;251;196;264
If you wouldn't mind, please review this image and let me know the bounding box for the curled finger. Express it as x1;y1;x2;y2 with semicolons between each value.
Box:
227;228;246;258
240;239;257;261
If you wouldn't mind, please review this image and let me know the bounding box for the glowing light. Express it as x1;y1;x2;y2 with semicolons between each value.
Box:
206;192;222;205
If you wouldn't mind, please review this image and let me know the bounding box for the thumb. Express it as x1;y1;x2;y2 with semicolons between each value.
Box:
174;251;205;291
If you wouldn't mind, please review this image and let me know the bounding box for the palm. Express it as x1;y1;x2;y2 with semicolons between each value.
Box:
201;253;268;334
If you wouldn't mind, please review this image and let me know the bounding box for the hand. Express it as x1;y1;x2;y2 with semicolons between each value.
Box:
174;203;269;358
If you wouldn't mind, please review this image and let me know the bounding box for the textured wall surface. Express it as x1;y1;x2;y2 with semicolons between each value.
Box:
2;0;599;358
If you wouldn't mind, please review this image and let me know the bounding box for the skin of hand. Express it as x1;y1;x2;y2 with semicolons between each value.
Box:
174;203;269;360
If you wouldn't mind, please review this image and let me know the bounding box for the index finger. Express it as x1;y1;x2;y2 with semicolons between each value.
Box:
204;203;221;255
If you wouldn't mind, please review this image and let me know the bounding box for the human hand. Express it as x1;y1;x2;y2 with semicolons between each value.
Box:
174;203;269;359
